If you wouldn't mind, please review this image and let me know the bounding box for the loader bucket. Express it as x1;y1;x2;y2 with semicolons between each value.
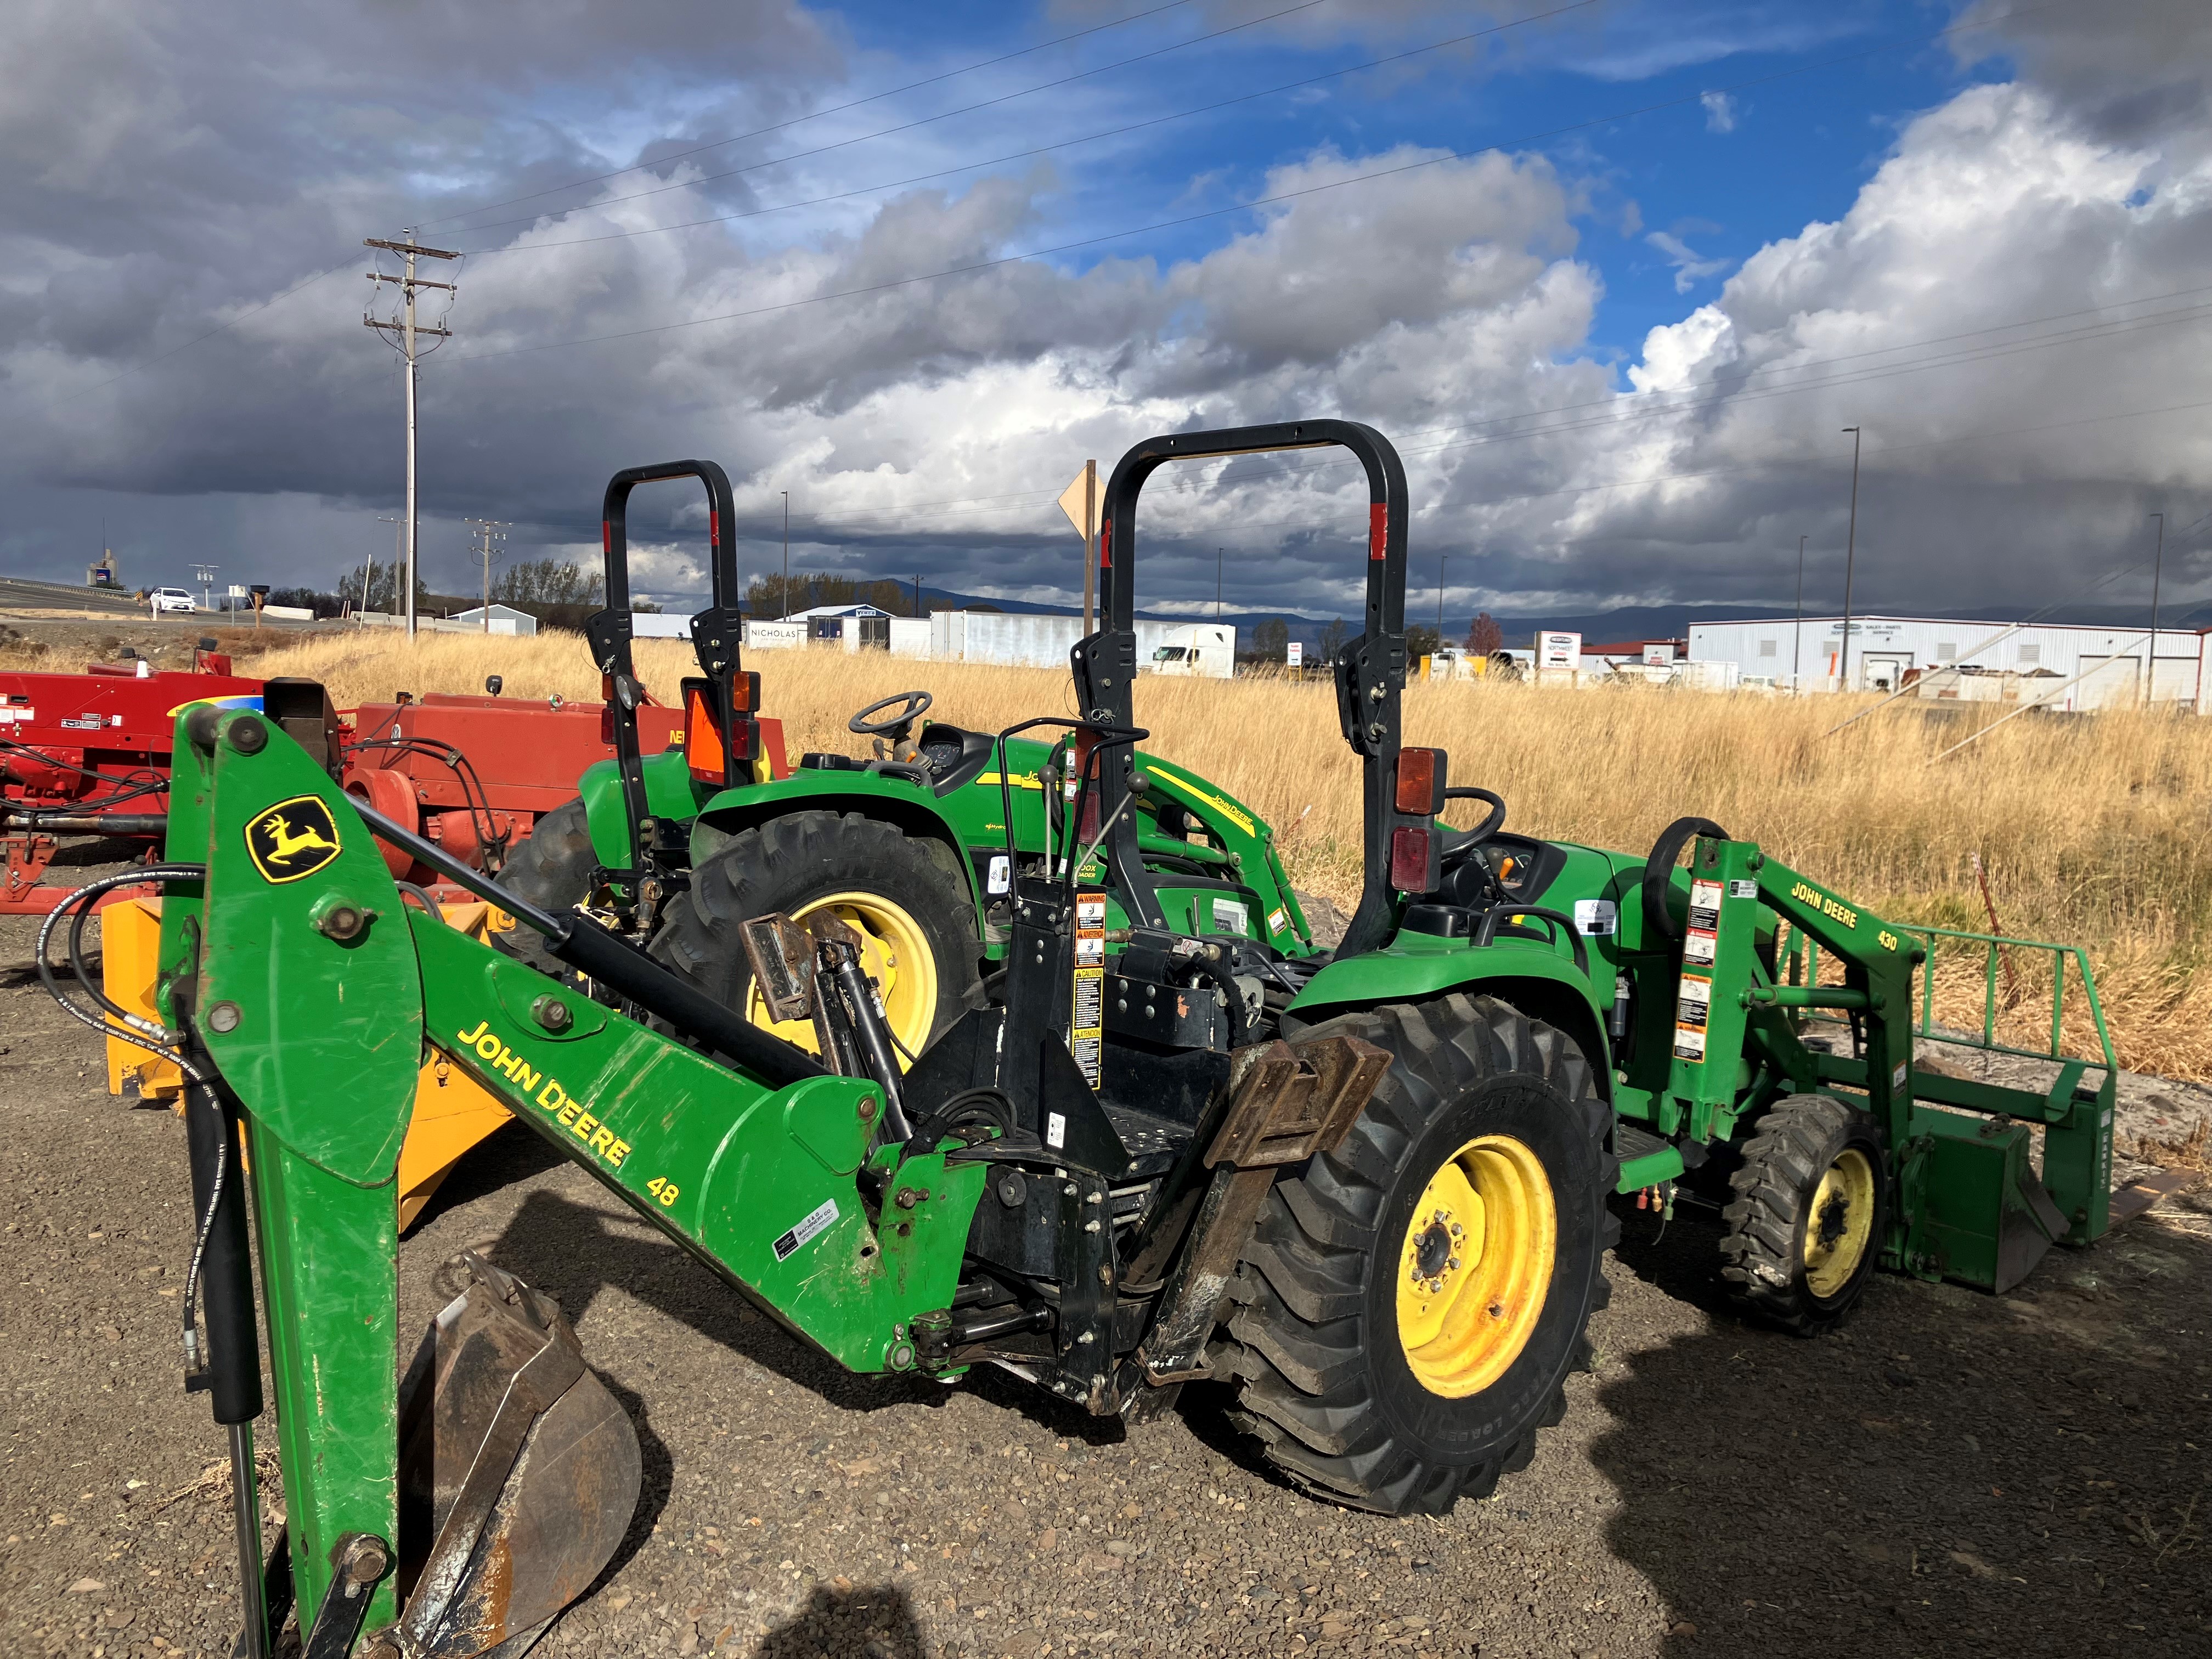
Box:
393;1255;640;1658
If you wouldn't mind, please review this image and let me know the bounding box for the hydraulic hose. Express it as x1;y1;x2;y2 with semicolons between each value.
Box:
349;798;827;1089
1640;816;1731;944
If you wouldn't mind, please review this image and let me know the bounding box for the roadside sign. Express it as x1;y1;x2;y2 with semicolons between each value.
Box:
1536;630;1581;670
1286;641;1303;668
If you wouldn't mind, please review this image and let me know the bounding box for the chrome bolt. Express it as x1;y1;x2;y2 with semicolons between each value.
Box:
1427;1278;1443;1294
1447;1257;1460;1272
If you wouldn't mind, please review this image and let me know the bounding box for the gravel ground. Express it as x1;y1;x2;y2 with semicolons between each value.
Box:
4;901;2209;1659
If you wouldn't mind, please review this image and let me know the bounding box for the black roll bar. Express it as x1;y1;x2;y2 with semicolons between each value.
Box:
1073;420;1412;958
584;460;747;888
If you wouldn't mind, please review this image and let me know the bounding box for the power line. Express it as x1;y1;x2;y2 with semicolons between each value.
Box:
453;0;1328;241
459;1;1600;255
425;0;1206;229
444;0;2098;366
31;0;2089;405
733;285;2212;529
733;393;2212;553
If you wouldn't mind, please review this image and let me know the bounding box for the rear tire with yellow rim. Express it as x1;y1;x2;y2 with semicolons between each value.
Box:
1220;994;1617;1515
1718;1094;1888;1336
649;809;981;1062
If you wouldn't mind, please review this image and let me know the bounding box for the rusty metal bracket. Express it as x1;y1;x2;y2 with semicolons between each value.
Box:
737;912;817;1023
1133;1034;1389;1383
1205;1034;1389;1167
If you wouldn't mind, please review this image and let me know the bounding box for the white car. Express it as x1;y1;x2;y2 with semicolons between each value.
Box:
149;587;196;614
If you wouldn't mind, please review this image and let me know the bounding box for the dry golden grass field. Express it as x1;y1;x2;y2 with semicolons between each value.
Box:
210;629;2212;1082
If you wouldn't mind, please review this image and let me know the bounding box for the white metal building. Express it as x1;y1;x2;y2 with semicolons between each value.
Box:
1688;614;2209;709
450;603;540;636
929;611;1236;674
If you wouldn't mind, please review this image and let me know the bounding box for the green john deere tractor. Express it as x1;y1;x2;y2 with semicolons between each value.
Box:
57;420;2131;1658
492;459;1317;1066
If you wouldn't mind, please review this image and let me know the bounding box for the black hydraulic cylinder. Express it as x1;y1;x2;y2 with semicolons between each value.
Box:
184;1080;262;1425
828;945;911;1138
350;798;826;1090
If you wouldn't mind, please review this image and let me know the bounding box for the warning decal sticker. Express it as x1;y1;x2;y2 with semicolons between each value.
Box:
1688;879;1723;932
1070;890;1107;1090
1683;927;1718;966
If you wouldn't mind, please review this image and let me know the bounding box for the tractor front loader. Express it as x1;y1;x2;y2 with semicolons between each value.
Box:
51;421;2140;1658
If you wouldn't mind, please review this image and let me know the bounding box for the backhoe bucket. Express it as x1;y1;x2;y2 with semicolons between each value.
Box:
393;1255;640;1658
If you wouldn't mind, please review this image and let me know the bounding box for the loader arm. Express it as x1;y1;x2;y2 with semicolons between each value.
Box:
1633;832;2115;1290
159;706;984;1645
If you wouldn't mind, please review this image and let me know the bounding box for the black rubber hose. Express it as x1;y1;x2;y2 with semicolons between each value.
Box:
351;798;827;1089
1182;954;1252;1050
1640;816;1731;943
184;1079;262;1425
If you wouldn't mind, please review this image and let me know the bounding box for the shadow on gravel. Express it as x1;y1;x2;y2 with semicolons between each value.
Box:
1592;1197;2212;1657
476;1187;958;1415
757;1582;925;1659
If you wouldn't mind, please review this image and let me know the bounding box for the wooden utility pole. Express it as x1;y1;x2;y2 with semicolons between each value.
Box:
364;234;459;637
466;519;508;631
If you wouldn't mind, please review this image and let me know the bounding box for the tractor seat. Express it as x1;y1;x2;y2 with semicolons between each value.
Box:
915;722;995;795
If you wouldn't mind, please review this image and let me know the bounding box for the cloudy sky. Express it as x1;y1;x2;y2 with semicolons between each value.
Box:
3;0;2208;627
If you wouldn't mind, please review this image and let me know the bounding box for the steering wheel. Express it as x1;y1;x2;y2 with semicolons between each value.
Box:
1437;786;1506;857
849;690;933;740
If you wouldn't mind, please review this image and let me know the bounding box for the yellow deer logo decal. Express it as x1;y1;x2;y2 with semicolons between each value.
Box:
244;795;343;883
259;812;338;864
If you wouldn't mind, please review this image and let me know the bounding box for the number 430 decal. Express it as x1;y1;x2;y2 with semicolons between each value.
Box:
646;1177;680;1207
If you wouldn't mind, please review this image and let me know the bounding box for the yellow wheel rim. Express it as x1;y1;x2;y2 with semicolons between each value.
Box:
746;890;938;1069
1803;1147;1876;1299
1395;1135;1555;1398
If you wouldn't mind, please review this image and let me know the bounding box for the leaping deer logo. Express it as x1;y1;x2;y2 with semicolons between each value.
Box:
246;797;343;882
258;811;339;865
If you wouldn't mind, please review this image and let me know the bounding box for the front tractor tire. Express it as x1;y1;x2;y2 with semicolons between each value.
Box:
650;810;983;1059
1718;1094;1888;1336
1220;995;1618;1514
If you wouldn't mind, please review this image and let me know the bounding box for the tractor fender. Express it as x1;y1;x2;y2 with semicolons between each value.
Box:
687;774;986;938
577;748;703;870
1284;951;1613;1099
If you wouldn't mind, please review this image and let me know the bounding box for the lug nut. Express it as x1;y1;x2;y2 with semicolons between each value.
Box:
1446;1257;1460;1272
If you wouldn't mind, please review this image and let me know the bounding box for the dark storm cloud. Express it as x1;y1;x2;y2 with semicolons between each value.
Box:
4;0;2208;622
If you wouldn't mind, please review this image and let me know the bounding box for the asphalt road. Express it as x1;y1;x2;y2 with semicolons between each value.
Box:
2;901;2208;1659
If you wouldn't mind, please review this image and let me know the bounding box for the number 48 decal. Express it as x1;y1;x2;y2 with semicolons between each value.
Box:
646;1177;680;1207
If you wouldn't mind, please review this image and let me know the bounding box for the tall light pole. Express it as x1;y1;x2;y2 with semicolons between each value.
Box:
781;491;790;619
1793;534;1807;692
2148;510;2165;706
1839;426;1863;691
1216;547;1223;621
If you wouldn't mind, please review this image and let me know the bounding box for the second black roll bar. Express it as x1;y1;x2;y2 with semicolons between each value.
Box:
1073;420;1412;958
